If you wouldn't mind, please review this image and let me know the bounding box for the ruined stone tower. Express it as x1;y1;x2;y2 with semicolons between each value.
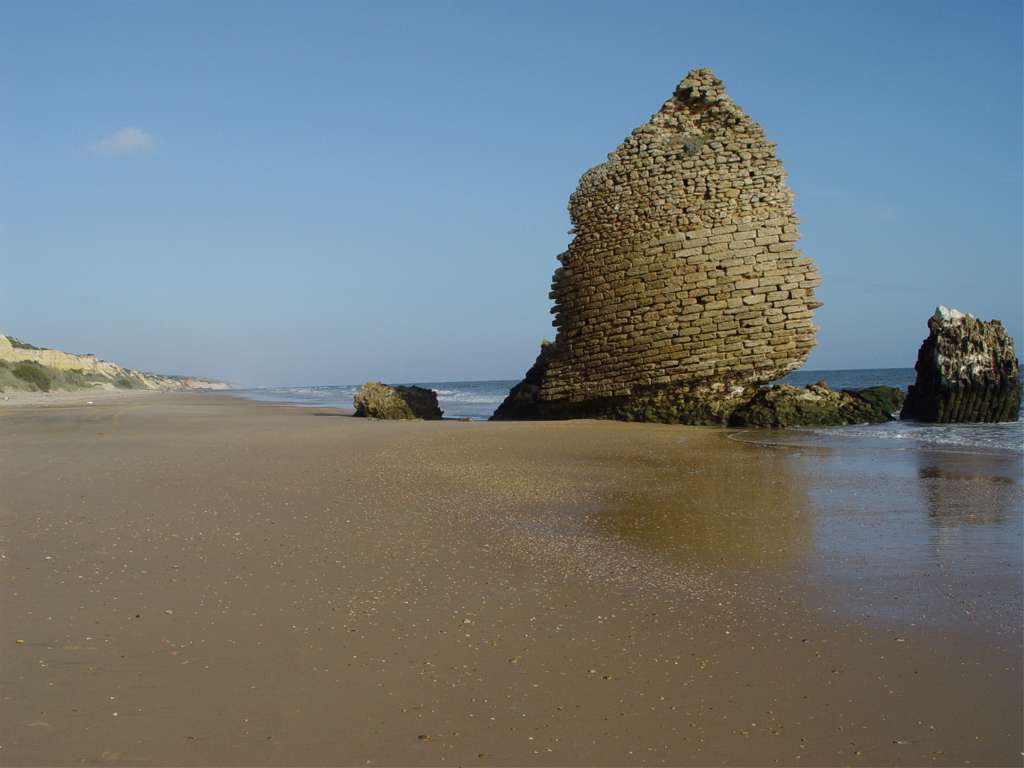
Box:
493;68;822;423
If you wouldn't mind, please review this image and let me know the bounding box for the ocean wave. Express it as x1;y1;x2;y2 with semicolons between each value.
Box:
732;418;1023;455
436;393;504;403
235;382;509;420
807;420;1022;453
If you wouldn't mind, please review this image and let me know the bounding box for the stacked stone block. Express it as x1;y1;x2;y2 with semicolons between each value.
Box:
499;68;821;420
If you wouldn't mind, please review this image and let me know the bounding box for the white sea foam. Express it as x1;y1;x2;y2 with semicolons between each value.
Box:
233;380;514;419
807;419;1022;453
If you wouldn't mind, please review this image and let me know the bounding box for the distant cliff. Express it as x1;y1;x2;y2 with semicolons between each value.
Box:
0;334;233;393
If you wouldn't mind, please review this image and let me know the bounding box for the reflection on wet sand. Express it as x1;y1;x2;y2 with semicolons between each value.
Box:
583;445;813;568
917;452;1019;528
579;432;1022;633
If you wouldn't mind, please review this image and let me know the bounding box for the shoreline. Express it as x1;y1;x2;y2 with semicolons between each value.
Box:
1;395;1020;765
222;378;1023;455
727;425;1024;457
0;387;235;409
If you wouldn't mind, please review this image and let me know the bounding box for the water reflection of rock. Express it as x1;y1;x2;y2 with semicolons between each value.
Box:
584;448;813;568
917;453;1021;528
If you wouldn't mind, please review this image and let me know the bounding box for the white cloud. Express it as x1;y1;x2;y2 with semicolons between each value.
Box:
92;127;156;156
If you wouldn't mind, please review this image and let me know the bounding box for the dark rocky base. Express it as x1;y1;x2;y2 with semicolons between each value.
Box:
901;382;1020;423
729;383;904;429
492;368;903;429
491;343;752;424
852;385;906;417
489;342;557;421
353;382;443;420
493;380;757;425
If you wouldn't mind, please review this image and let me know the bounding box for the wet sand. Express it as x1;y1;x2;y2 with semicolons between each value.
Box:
1;394;1020;766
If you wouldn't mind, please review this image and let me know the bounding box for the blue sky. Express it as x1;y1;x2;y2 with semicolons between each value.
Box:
2;1;1021;385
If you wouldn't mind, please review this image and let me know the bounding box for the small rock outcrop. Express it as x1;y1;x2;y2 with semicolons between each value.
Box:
353;382;443;420
493;68;821;423
729;383;903;429
901;307;1020;423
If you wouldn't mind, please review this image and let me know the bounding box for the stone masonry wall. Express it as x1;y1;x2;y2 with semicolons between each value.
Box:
538;68;821;406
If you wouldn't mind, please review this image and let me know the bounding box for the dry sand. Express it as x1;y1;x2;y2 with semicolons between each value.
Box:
0;394;1020;766
0;388;166;409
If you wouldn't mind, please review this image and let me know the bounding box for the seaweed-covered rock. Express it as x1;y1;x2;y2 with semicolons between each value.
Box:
602;380;758;425
850;385;905;417
353;382;443;420
493;352;904;429
728;382;897;429
901;306;1020;423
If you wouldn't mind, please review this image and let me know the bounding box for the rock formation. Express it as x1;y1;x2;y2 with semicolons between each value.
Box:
493;68;821;423
852;385;906;417
490;342;557;421
353;382;443;420
901;306;1020;423
728;383;903;429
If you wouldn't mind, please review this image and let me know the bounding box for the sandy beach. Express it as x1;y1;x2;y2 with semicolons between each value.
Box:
0;388;170;409
0;393;1020;766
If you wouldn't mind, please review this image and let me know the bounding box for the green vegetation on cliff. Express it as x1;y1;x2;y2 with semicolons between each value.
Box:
114;374;146;389
0;359;131;394
10;361;52;392
1;332;230;395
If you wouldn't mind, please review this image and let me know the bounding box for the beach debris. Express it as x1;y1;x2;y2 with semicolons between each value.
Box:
901;306;1020;423
352;382;443;420
493;68;821;423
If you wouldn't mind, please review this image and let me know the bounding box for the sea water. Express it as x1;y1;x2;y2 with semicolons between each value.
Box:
231;368;1023;453
774;368;1022;454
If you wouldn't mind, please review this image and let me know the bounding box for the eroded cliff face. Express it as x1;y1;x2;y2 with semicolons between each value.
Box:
0;335;122;375
494;68;821;422
0;334;231;391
